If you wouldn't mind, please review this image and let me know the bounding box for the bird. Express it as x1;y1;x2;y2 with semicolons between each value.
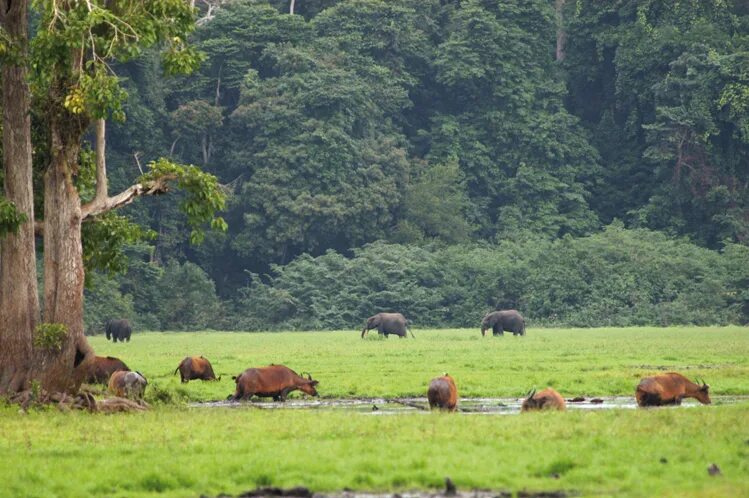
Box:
444;477;457;496
707;463;722;476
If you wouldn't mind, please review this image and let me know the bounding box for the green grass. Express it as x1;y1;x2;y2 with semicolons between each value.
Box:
92;326;749;400
1;327;748;498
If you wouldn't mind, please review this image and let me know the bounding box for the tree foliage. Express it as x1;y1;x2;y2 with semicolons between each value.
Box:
564;0;749;245
72;0;749;330
223;227;749;331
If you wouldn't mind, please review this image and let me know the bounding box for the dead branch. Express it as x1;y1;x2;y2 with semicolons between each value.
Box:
133;151;144;174
97;397;149;413
81;174;178;220
6;388;149;413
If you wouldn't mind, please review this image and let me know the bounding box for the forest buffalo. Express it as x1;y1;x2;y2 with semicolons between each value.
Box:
635;372;711;407
105;319;132;342
108;370;148;400
86;356;130;384
175;355;220;383
229;365;319;402
427;374;458;411
521;388;566;412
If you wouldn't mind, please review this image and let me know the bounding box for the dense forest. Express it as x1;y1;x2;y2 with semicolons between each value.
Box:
84;0;749;331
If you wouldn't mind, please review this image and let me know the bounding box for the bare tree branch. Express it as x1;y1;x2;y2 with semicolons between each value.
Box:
196;0;229;26
133;151;144;174
81;174;178;220
169;138;181;157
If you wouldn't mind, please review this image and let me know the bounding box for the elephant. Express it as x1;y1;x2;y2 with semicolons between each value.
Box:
105;319;132;342
361;312;414;338
480;310;525;336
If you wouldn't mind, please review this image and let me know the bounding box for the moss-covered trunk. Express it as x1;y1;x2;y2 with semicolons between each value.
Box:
38;114;95;393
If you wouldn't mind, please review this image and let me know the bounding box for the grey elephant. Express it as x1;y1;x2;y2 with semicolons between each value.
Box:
481;310;525;336
361;312;414;338
105;319;132;342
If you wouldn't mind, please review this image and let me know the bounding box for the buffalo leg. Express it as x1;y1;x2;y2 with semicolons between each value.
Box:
279;387;294;402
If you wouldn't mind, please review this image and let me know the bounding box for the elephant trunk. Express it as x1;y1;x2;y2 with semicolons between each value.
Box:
361;326;368;339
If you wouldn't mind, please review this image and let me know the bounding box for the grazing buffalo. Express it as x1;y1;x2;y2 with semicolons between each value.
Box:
175;355;220;383
361;312;414;338
86;356;130;384
521;388;566;412
635;372;711;407
105;319;132;342
230;365;319;402
481;310;525;336
108;370;148;400
427;374;458;412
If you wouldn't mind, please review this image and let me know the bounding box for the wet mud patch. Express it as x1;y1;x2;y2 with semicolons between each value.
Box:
192;396;747;414
204;486;574;498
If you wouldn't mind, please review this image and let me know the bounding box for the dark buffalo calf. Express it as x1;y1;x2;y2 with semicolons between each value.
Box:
521;387;566;412
175;355;220;383
636;372;710;407
105;319;132;342
427;374;458;411
230;365;318;402
87;355;130;384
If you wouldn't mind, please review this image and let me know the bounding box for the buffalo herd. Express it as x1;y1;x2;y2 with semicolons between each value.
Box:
87;310;711;409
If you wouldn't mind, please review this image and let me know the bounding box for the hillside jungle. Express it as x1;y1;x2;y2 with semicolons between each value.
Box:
68;0;749;332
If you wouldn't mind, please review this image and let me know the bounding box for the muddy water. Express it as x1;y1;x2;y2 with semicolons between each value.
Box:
191;396;747;414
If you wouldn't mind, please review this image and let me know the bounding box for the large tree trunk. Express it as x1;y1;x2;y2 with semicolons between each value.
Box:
555;0;566;61
0;0;40;395
39;116;95;393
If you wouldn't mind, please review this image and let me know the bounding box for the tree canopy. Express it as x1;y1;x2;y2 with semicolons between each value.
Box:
3;0;749;340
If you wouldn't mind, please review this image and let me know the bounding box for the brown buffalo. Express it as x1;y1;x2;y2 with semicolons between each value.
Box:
230;365;319;402
174;355;220;383
521;388;566;412
86;355;130;384
108;370;148;400
427;374;458;411
636;372;711;407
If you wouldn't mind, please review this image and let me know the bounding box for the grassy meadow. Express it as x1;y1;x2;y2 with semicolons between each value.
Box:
1;327;748;497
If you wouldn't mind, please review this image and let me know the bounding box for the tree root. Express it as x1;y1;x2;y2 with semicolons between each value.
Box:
391;398;429;411
6;388;148;413
97;397;149;413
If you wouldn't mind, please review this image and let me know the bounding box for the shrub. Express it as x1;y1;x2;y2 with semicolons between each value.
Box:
226;226;749;329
